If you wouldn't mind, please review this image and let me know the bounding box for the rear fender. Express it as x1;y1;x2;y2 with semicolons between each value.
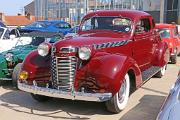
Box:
152;41;169;66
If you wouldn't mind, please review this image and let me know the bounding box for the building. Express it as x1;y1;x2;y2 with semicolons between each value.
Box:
25;1;35;16
24;1;35;16
0;13;35;29
34;0;180;25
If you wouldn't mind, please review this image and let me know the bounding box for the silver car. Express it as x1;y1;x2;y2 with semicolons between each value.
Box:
157;70;180;120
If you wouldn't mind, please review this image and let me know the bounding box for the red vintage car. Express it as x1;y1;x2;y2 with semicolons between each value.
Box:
156;24;180;64
17;10;169;113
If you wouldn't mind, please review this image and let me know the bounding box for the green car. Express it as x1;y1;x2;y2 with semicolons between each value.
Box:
0;31;63;87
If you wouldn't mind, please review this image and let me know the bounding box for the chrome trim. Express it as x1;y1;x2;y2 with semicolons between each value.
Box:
18;82;112;102
60;47;77;53
0;78;12;81
93;40;132;49
2;69;13;71
52;56;77;91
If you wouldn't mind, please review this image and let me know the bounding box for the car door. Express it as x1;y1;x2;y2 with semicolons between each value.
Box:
133;17;154;70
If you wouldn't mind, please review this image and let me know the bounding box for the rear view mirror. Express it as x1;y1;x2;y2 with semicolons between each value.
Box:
10;34;16;40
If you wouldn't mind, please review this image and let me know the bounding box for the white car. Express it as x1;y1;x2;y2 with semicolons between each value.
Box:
0;27;32;53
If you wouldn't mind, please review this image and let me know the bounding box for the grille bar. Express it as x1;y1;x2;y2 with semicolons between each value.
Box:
52;56;77;91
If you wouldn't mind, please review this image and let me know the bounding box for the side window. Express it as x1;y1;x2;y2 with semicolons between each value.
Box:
136;18;151;32
56;23;71;29
10;29;20;37
82;18;94;31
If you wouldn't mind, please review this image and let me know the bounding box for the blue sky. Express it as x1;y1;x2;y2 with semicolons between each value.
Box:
0;0;33;15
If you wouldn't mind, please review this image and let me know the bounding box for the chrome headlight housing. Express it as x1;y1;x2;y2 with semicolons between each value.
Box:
78;47;91;60
5;53;13;62
38;43;50;57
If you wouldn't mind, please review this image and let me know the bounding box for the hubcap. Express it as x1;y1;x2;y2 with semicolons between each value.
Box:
118;79;127;103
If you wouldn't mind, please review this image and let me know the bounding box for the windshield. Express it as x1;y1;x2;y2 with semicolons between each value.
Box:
158;29;170;38
81;17;132;33
0;28;4;38
26;21;52;28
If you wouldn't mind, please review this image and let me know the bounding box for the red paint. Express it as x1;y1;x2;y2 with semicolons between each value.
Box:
21;10;169;96
155;24;180;57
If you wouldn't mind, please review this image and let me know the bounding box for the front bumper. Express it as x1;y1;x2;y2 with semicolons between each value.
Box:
18;82;112;102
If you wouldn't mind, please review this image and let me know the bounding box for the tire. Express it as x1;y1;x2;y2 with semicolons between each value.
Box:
171;55;177;64
171;49;177;64
105;74;130;113
31;94;51;102
12;63;22;89
178;52;180;56
154;65;167;78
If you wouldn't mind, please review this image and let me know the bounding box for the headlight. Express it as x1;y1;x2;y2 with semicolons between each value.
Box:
169;42;173;48
78;47;91;60
38;43;50;56
5;53;13;62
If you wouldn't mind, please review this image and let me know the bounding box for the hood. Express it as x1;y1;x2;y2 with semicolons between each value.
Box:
2;44;37;60
55;31;131;48
0;54;6;62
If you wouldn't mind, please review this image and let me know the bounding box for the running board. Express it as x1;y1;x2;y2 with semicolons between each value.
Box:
142;66;161;81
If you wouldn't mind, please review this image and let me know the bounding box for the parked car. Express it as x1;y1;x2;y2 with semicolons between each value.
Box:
21;20;72;35
0;27;32;53
156;70;180;120
64;25;79;38
0;31;63;87
18;10;169;113
0;21;6;27
156;24;180;64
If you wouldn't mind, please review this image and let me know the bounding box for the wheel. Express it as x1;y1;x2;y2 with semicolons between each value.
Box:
171;49;177;64
12;63;22;89
31;94;51;102
105;74;130;113
154;65;167;78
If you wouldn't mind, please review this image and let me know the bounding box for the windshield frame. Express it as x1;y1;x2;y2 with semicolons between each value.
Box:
80;16;132;33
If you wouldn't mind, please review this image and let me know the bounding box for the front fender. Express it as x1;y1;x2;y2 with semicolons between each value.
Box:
0;54;8;78
152;41;169;66
21;50;51;83
75;53;142;95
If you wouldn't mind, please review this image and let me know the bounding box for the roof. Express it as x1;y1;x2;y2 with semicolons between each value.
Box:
37;20;66;23
4;15;35;26
83;10;151;22
155;23;177;29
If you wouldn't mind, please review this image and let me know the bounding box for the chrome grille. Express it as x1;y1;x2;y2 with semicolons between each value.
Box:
52;56;77;91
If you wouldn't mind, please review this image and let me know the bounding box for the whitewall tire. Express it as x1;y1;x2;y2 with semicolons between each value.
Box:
105;74;130;113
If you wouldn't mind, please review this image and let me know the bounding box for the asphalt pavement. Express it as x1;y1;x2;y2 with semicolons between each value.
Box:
0;57;179;120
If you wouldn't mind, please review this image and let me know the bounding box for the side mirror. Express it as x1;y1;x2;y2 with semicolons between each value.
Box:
10;34;16;40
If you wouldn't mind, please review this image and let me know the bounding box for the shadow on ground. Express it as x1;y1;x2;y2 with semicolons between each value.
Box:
0;88;110;119
119;95;166;120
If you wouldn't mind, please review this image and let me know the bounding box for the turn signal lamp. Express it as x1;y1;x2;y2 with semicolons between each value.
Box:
19;71;28;80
